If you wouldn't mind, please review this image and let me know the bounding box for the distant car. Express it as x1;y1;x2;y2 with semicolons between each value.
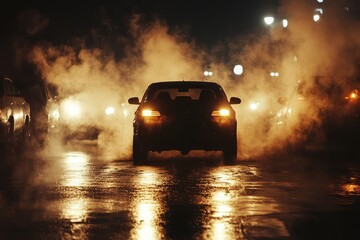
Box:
274;76;360;150
59;93;129;140
128;80;241;164
275;80;305;127
274;78;324;149
0;77;31;149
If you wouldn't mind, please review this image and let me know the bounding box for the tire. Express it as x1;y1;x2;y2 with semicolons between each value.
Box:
223;136;237;164
133;135;147;165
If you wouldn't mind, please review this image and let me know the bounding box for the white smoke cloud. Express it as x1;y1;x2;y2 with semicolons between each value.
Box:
27;0;360;160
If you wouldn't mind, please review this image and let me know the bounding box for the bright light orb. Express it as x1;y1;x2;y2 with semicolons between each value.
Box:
204;70;213;76
313;14;321;22
233;65;244;75
249;103;259;111
270;72;280;77
264;16;275;25
282;19;288;28
105;106;115;115
62;99;81;117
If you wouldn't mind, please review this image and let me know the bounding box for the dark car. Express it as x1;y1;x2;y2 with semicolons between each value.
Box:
128;80;241;164
274;75;360;151
0;77;31;150
25;81;60;145
324;85;360;150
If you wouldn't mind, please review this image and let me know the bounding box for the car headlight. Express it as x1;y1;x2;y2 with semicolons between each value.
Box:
105;106;115;115
62;99;81;118
211;109;230;117
142;109;161;117
249;102;260;111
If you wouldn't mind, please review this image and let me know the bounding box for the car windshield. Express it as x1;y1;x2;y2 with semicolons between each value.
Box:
142;82;227;103
148;88;217;101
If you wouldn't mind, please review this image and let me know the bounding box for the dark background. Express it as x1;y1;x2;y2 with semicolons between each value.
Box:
1;0;359;89
0;1;280;85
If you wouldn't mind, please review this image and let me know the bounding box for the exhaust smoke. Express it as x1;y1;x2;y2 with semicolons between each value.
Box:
21;0;360;160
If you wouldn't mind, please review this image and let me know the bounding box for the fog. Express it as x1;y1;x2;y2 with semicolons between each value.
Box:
24;0;360;160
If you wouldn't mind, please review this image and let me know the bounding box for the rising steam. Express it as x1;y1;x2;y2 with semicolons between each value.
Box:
29;16;205;160
27;0;360;160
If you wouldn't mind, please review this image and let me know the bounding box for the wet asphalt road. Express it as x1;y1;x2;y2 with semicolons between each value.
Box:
0;142;359;240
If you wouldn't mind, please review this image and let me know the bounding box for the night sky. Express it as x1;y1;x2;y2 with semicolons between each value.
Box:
0;0;280;86
4;0;359;88
1;0;280;43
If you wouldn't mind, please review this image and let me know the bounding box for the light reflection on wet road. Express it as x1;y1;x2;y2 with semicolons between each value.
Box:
0;145;360;239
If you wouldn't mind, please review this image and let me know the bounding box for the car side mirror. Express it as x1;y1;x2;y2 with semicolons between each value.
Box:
128;97;140;105
229;97;241;104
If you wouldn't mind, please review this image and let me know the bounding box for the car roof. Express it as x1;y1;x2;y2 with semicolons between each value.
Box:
147;80;222;89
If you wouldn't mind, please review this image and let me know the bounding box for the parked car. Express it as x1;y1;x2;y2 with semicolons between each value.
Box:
324;84;360;150
0;76;31;150
128;80;241;164
24;81;60;145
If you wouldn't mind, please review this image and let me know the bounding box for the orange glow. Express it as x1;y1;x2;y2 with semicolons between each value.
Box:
142;109;161;117
61;198;88;223
341;184;360;195
131;169;164;240
62;152;89;187
350;91;358;99
211;109;230;117
345;89;359;101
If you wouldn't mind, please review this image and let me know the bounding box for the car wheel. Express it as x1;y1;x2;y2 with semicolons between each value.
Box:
223;136;237;164
133;136;147;165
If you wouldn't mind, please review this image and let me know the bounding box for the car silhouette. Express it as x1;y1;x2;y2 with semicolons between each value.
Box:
24;81;60;146
0;76;31;150
128;81;241;164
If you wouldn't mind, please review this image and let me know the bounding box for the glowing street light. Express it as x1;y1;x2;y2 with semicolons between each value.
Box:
313;14;321;22
233;64;243;75
282;19;288;28
204;70;213;77
264;16;275;25
313;8;323;22
270;72;280;77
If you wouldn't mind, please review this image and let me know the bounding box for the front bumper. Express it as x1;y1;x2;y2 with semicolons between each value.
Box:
135;119;236;152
